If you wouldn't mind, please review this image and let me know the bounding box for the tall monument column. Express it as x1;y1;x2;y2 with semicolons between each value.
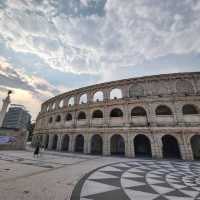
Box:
0;90;12;127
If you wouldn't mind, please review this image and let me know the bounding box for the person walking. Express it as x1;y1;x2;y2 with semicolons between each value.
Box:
33;143;40;158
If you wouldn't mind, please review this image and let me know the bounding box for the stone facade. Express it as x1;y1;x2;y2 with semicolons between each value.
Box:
33;72;200;160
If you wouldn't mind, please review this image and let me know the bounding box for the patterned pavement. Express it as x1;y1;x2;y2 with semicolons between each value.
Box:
71;160;200;200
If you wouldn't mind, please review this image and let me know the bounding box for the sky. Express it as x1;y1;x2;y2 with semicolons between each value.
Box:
0;0;200;120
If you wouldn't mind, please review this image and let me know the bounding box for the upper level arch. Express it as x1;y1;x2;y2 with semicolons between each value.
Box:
129;84;145;98
110;88;122;100
68;96;75;106
55;115;61;122
79;93;87;104
156;105;172;115
110;108;123;117
131;106;147;116
182;104;199;115
92;109;103;118
93;91;104;102
65;113;73;121
78;111;87;120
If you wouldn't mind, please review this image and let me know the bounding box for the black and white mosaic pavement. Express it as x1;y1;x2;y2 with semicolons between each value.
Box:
71;160;200;200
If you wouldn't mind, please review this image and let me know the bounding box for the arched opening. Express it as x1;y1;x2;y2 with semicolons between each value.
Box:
91;135;103;155
110;88;122;99
191;135;200;160
93;91;104;102
75;135;84;153
45;135;49;149
131;107;147;116
162;135;181;159
79;93;87;104
92;110;103;118
52;135;58;150
62;135;69;151
129;84;145;98
59;99;64;108
55;115;61;122
156;105;172;115
49;117;53;124
110;108;123;117
78;112;86;120
110;134;125;156
65;113;72;121
183;104;198;115
68;97;75;106
134;134;152;157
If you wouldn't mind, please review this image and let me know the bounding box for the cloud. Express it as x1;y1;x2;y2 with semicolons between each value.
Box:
0;0;200;118
0;57;66;118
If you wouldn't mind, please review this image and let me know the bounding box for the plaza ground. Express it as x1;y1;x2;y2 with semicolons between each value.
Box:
0;150;200;200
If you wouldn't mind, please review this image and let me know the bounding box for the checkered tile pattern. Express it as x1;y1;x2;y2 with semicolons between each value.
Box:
71;160;200;200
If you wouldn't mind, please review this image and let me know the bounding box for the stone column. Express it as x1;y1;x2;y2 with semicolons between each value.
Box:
57;134;63;151
147;103;157;127
151;133;162;159
48;134;54;150
69;134;74;152
103;133;110;156
127;133;134;157
84;133;90;154
179;133;193;160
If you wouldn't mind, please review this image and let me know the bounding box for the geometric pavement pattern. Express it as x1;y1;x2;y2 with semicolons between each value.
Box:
70;160;200;200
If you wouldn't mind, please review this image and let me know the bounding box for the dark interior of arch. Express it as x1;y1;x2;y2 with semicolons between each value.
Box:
62;135;69;151
75;135;84;152
92;110;103;118
78;112;86;120
52;135;58;150
191;135;200;160
91;135;103;155
56;115;61;122
183;104;198;115
134;135;152;157
156;105;172;115
131;107;147;116
162;135;181;159
111;135;125;155
110;108;123;117
49;117;53;123
66;113;72;121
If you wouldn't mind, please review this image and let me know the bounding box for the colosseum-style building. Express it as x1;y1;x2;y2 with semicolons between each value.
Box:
32;72;200;160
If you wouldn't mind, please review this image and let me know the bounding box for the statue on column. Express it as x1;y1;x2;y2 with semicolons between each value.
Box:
0;90;12;127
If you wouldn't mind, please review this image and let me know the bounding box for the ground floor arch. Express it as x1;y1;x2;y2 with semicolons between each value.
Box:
62;135;69;151
110;134;125;156
52;135;58;150
91;134;103;155
75;135;84;153
162;135;181;159
134;134;152;157
191;135;200;160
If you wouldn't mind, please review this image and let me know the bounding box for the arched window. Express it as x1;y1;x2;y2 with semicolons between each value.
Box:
48;117;53;123
55;115;61;122
110;88;122;100
110;108;123;117
129;84;145;98
59;99;64;108
182;104;198;115
156;105;172;115
131;107;147;116
65;113;72;121
78;111;86;120
92;110;103;118
68;97;75;106
93;91;103;102
46;105;50;112
79;93;87;104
